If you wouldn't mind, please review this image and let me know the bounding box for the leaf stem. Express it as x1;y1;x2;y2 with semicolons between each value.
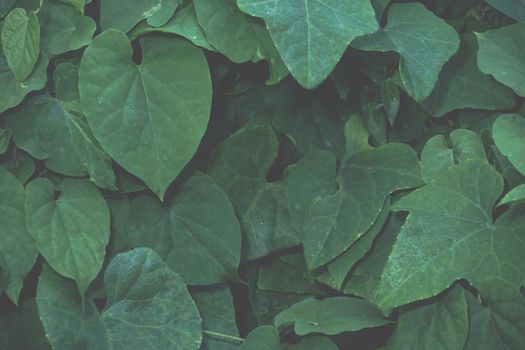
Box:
203;330;244;343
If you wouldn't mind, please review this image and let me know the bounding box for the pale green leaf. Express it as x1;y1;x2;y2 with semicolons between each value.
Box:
237;0;378;89
25;178;109;294
0;167;37;304
493;114;525;176
40;0;96;55
378;160;525;309
476;23;525;96
241;326;280;350
128;172;241;285
352;3;460;100
484;0;525;22
1;8;40;81
498;184;525;206
79;30;212;198
274;296;390;336
385;285;468;350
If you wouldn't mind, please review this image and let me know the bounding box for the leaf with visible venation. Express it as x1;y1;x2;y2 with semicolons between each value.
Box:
6;91;116;190
421;35;515;117
385;285;468;350
79;30;212;198
39;0;96;55
493;114;525;176
378;160;525;309
352;3;460;101
275;296;390;336
25;178;109;294
476;23;525;96
0;168;37;304
1;8;40;81
127;172;241;285
37;248;203;350
237;0;378;89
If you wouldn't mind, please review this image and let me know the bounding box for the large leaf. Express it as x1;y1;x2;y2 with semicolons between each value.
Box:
25;178;109;294
385;285;469;350
241;326;280;350
1;8;40;81
0;168;37;303
100;0;181;32
127;172;241;285
421;35;515;117
6;92;116;190
237;0;378;89
493;114;525;176
274;296;390;336
352;3;460;101
303;143;423;269
36;248;202;350
79;30;212;198
39;0;96;55
476;23;525;96
377;160;525;309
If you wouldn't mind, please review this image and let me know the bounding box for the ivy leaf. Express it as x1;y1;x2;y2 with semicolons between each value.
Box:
421;35;515;117
476;23;525;96
493;114;525;176
39;0;96;55
275;296;391;336
36;248;203;350
237;0;379;89
352;3;460;101
378;160;525;309
1;8;40;81
25;178;109;294
303;142;423;269
127;172;241;285
79;30;212;198
385;285;469;350
0;168;37;304
6;92;116;190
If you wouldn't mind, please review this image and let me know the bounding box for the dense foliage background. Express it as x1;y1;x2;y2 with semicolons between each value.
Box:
1;0;525;349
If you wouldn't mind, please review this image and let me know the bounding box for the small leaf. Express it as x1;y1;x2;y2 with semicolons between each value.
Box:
493;114;525;176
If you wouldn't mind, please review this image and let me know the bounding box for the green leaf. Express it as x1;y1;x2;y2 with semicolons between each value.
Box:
1;149;35;184
128;172;241;285
464;279;525;350
352;3;460;101
7;299;52;350
1;8;40;81
421;35;515;117
421;129;486;183
0;167;37;304
377;160;525;309
208;123;337;260
476;23;525;96
274;296;390;336
192;285;241;349
303;142;423;269
0;47;48;115
106;197;130;258
39;0;96;55
100;0;181;32
484;0;525;22
385;285;468;350
79;30;212;198
282;336;338;350
498;184;525;206
37;248;203;349
241;326;280;350
493;114;525;176
0;129;11;155
25;178;109;294
6;92;116;190
237;0;378;89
